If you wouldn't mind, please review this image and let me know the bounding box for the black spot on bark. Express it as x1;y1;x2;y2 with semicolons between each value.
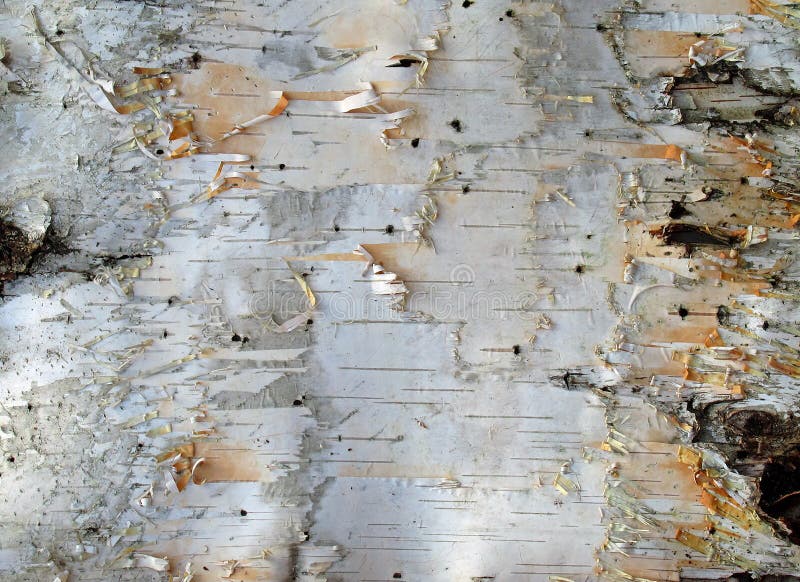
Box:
387;59;417;68
668;200;690;219
189;51;202;69
0;220;35;285
760;448;800;544
654;222;739;251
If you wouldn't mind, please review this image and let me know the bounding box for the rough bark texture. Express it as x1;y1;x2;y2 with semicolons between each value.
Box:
3;1;800;580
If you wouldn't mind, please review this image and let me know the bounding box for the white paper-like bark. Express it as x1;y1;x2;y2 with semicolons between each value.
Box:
2;1;800;581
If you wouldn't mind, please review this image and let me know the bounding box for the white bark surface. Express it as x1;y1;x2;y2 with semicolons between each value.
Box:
2;1;800;580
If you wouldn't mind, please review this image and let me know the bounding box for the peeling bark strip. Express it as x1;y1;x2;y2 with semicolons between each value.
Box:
3;0;800;580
